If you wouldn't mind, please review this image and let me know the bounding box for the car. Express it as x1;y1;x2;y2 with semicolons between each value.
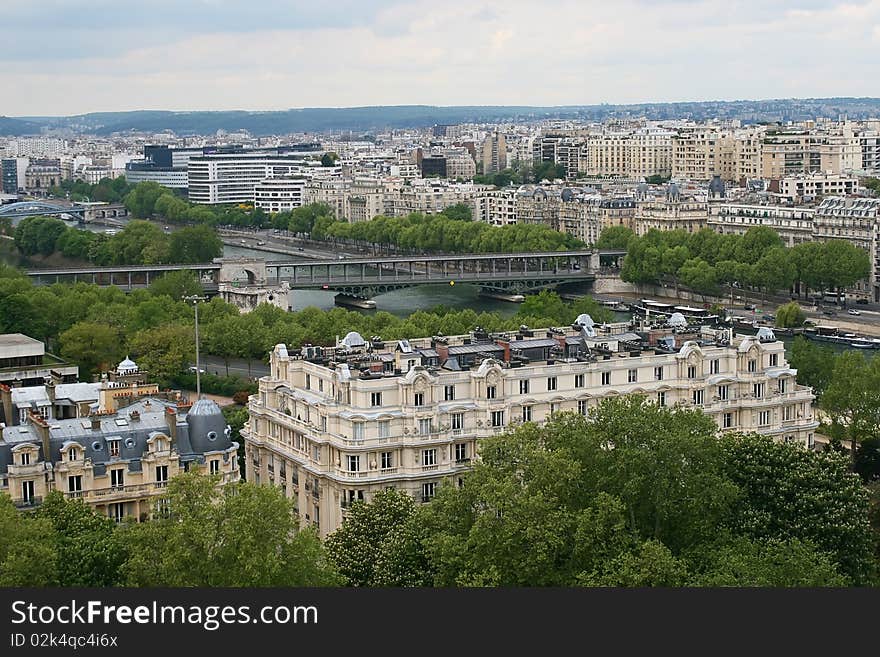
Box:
241;239;247;244
848;309;861;316
823;309;837;317
257;241;266;245
188;366;206;374
856;298;869;305
297;247;305;251
743;303;756;311
762;314;775;322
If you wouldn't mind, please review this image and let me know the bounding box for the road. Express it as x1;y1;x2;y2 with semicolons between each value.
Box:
196;355;269;379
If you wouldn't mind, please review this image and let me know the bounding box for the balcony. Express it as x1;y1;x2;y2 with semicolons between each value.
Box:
14;496;42;509
422;464;439;472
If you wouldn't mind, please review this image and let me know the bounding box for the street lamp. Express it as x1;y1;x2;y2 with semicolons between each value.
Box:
183;294;208;398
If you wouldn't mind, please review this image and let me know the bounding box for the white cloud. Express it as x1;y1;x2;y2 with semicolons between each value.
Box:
1;0;878;114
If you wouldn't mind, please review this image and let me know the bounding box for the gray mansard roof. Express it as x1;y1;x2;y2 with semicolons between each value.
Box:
0;397;234;475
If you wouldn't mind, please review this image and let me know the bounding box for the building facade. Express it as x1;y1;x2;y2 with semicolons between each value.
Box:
253;176;306;213
244;324;817;536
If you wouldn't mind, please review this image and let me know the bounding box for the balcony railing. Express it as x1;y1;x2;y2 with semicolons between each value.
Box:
14;496;42;509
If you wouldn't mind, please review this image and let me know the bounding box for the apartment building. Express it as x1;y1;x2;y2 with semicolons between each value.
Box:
584;128;674;179
253;176;306;213
0;357;239;521
774;173;859;201
474;188;518;226
633;184;708;234
813;197;880;301
708;204;815;247
244;323;817;536
0;334;78;389
481;131;507;174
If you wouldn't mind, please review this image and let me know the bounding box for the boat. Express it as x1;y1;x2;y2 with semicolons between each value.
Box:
804;325;880;349
334;294;377;310
478;291;525;303
631;299;721;324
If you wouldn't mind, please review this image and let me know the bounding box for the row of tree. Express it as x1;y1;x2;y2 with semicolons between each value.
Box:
607;225;870;299
47;177;135;204
3;399;875;587
13;217;223;266
0;263;611;380
327;398;876;586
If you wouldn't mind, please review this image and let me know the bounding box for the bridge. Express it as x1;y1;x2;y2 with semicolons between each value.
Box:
24;250;626;310
0;201;129;222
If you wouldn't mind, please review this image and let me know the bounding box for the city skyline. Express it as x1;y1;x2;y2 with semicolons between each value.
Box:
2;0;879;116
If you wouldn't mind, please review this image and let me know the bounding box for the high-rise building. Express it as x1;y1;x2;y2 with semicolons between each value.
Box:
481;131;507;174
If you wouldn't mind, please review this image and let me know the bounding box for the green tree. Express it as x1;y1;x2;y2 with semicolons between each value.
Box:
123;181;167;218
775;301;806;328
168;224;223;263
128;324;195;382
821;351;880;471
119;473;340;586
750;247;796;301
35;492;124;586
148;270;204;300
0;495;58;586
788;336;836;398
320;152;339;167
720;432;875;584
677;257;718;298
595;226;636;250
59;321;123;378
821;240;871;291
439;203;472;221
325;489;431;586
14;216;68;256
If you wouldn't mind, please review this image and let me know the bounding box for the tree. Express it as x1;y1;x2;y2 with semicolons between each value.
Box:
720;432;875;584
119;473;340;586
168;224;223;263
35;492;124;586
821;351;880;472
788;336;836;398
148;270;203;300
775;301;806;328
123;181;167;218
320;152;339;167
128;324;195;382
14;216;68;256
439;203;472;222
821;240;871;291
0;494;58;586
595;226;636;250
750;247;796;301
677;257;718;298
325;489;431;586
59;321;123;378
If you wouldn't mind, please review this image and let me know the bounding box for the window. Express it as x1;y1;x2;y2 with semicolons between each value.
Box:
710;359;720;374
155;465;168;485
451;413;463;431
421;482;437;502
550;402;559;415
522;405;532;422
687;365;697;379
692;389;704;405
759;410;770;426
718;385;729;401
352;422;364;441
486;386;496;400
519;379;530;394
574;374;585;388
347;455;360;472
209;459;219;475
601;372;611;385
657;392;666;407
753;383;765;399
419;418;432;435
783;405;794;421
491;410;504;427
371;392;382;407
108;440;120;458
312;445;321;462
414;392;425;406
381;451;393;469
305;374;311;390
444;385;455;401
378;420;390;439
422;449;437;466
21;480;34;503
110;469;124;489
68;448;78;462
578;400;588;415
628;369;638;383
778;378;787;394
748;359;757;373
769;353;778;367
547;376;557;391
111;503;125;523
654;366;664;381
455;443;468;462
68;475;82;494
723;412;734;429
321;416;327;432
19;452;30;466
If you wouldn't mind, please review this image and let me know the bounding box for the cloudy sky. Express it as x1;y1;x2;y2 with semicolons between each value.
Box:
2;0;879;116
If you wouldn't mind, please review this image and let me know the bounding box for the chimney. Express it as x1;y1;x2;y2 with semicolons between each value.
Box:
165;407;178;444
0;383;12;427
28;411;51;462
46;380;56;404
91;416;102;431
49;370;63;386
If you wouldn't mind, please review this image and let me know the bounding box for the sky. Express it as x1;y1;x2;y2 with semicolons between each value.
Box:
2;0;879;116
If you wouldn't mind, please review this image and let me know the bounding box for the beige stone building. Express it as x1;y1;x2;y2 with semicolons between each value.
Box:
813;197;880;301
708;203;815;247
634;184;708;235
244;324;817;536
0;358;239;521
481;131;507;174
585;129;674;179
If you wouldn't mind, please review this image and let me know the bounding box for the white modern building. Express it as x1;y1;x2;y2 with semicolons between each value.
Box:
254;177;306;213
188;153;319;204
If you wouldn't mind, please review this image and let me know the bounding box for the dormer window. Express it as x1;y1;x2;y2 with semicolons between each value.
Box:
20;451;30;466
108;440;120;458
69;448;78;462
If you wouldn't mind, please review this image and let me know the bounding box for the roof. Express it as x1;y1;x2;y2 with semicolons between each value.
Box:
447;343;505;356
508;338;559;350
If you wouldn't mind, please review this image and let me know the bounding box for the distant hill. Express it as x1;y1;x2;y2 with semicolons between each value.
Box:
0;116;41;136
7;98;880;136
